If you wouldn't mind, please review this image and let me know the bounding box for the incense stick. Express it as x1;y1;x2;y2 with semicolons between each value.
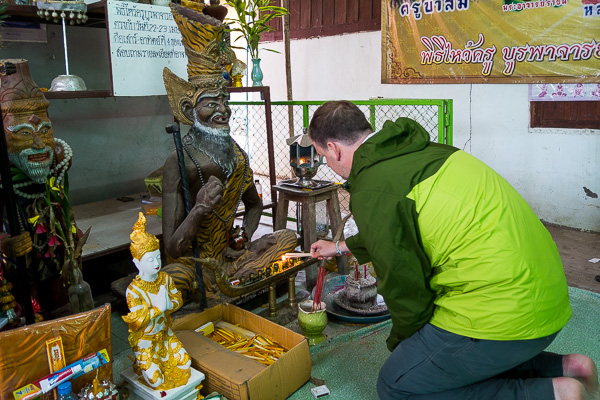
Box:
313;265;328;311
283;252;312;258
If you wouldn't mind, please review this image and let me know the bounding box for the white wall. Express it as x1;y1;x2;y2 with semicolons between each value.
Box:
4;24;597;231
257;31;600;232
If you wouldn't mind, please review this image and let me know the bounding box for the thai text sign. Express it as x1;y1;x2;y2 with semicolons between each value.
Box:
106;0;187;96
382;0;600;84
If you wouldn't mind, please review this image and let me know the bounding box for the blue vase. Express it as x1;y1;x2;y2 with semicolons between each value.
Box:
251;58;263;87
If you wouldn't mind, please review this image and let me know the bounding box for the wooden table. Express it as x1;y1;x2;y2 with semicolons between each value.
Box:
73;193;162;261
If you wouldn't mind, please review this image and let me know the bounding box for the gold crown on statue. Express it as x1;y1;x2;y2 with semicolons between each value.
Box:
164;3;229;125
130;212;160;261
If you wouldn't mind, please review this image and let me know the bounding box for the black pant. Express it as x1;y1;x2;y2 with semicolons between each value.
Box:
377;324;562;400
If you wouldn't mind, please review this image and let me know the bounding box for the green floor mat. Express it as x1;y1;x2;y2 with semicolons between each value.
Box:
289;286;600;399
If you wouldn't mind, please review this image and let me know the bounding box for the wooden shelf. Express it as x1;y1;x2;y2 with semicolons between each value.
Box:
5;1;108;28
41;87;266;101
4;5;271;101
43;89;113;99
5;2;112;99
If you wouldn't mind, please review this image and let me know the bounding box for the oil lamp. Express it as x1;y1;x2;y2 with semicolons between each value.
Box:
283;128;329;189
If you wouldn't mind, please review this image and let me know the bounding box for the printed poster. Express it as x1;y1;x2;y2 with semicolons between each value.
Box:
382;0;600;84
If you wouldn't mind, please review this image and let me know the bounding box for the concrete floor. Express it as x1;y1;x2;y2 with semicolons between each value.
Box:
107;219;600;398
545;222;600;295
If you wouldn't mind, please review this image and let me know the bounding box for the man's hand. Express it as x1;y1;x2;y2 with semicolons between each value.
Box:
193;175;224;214
310;239;337;260
0;232;33;258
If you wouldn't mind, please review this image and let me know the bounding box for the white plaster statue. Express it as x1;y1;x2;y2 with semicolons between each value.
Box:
123;212;191;390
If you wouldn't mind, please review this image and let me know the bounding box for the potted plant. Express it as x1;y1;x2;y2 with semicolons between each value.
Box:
224;0;288;86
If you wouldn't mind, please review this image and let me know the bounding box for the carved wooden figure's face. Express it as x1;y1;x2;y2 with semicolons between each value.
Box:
4;112;55;184
192;95;231;134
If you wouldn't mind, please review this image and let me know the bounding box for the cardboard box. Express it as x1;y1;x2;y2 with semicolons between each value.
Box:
173;304;311;400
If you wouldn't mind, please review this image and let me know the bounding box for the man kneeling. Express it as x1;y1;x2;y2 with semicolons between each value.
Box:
308;101;599;400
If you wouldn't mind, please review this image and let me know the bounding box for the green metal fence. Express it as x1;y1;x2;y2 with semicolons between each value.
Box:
228;98;453;231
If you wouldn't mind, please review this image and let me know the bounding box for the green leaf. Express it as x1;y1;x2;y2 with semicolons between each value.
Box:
224;0;287;60
257;6;288;14
10;170;29;182
73;226;91;259
261;13;279;23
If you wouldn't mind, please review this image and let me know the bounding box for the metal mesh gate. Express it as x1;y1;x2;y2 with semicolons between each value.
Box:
229;99;453;230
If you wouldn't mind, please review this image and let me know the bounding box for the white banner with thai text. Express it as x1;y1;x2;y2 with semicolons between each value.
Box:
106;0;187;96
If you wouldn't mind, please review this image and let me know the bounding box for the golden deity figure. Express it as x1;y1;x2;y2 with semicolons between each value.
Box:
123;212;191;390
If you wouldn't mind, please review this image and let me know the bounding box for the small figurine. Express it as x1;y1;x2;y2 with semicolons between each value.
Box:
122;213;191;390
77;371;118;400
228;225;248;251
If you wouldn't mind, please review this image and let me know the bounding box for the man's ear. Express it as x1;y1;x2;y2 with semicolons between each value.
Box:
181;99;194;123
327;141;342;162
132;258;141;271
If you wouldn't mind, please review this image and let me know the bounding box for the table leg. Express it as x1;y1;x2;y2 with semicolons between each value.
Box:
275;196;289;231
269;283;277;317
327;191;348;274
288;274;296;308
302;197;318;290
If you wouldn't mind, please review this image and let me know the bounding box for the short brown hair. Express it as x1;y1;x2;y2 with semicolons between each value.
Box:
308;101;373;148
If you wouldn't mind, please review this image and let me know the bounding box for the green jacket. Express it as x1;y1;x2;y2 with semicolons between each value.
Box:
345;118;571;351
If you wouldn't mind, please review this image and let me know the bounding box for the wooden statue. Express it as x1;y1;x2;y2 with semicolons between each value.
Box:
0;59;86;321
123;213;191;390
161;4;297;302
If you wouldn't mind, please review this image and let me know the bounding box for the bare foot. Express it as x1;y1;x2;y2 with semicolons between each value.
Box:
563;354;599;397
553;377;587;400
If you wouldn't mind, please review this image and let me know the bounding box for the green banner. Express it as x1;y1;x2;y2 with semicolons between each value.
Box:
382;0;600;83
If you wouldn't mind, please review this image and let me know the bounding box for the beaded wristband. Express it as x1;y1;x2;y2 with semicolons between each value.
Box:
335;240;343;255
